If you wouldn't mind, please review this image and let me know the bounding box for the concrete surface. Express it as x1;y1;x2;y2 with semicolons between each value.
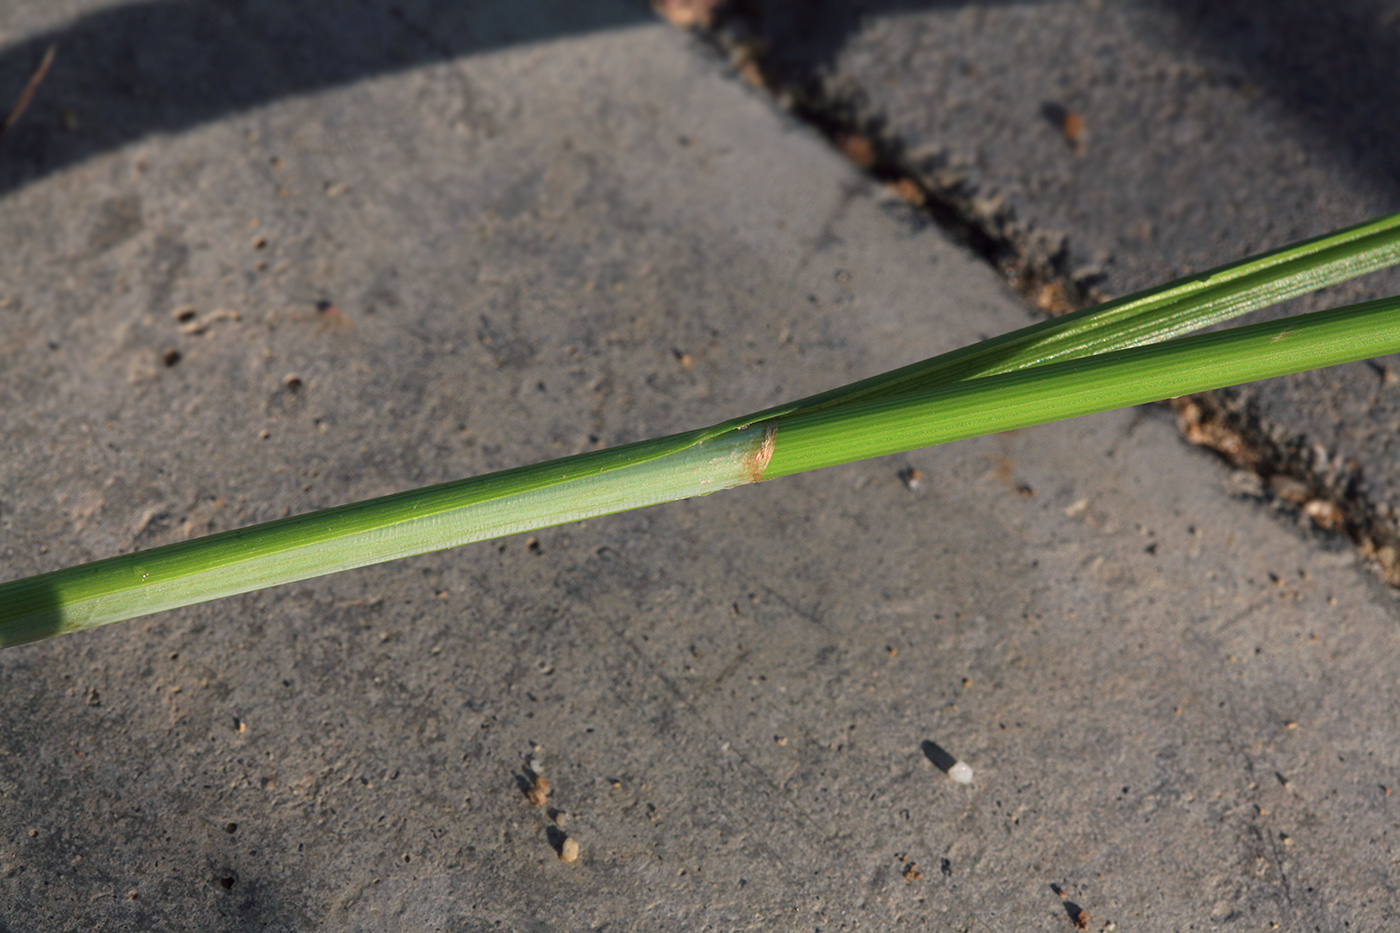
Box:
727;0;1400;586
0;1;1398;930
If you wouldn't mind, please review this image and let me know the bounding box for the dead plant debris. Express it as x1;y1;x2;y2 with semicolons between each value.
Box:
1174;395;1400;586
1;44;56;140
834;133;878;169
652;0;726;29
889;177;926;206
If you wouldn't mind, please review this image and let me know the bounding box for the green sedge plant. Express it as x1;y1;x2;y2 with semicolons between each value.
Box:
4;212;1400;646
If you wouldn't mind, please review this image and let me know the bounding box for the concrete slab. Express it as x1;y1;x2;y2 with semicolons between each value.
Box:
1;1;1398;930
730;0;1400;584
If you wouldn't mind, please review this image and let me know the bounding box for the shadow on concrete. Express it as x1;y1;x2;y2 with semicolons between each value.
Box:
919;738;957;773
738;0;1400;199
1;1;1394;204
736;0;1018;91
1049;884;1089;929
1148;0;1400;195
212;870;309;930
0;0;656;197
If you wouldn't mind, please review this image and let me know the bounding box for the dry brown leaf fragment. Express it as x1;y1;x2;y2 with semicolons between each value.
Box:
1040;102;1087;154
889;178;925;206
1;44;56;138
836;133;878;169
735;55;766;90
1061;110;1087;153
1171;398;1258;469
653;0;724;28
1268;474;1310;504
1033;279;1076;316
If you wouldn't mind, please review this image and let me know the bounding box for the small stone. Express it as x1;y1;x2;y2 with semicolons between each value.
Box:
526;775;550;807
948;761;974;785
559;837;580;862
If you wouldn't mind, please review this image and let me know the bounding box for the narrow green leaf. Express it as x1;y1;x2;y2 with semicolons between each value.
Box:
762;297;1400;478
720;210;1400;430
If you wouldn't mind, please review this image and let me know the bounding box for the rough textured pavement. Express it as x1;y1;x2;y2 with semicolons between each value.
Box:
728;0;1400;587
1;1;1398;930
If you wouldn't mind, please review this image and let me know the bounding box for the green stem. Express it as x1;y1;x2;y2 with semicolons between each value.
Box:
3;297;1397;645
0;424;770;645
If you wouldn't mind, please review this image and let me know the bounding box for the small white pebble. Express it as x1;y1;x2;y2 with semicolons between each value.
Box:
948;761;974;785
